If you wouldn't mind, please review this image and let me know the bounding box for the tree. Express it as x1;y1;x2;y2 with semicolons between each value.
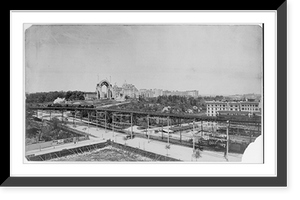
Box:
138;96;145;102
194;149;201;161
51;117;61;130
37;94;46;103
65;91;73;100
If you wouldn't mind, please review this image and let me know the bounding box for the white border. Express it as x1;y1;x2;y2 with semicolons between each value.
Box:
11;11;276;177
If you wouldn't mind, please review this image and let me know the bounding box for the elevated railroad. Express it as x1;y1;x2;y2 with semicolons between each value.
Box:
27;106;261;124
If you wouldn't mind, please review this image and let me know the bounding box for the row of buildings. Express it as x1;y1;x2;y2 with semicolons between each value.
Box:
84;79;199;100
205;101;261;116
139;89;199;98
85;80;261;118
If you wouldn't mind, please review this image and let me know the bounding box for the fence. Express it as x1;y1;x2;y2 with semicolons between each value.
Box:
25;141;53;152
117;129;253;154
26;141;109;161
25;135;89;152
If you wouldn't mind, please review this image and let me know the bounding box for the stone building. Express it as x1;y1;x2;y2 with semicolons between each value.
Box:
96;79;139;100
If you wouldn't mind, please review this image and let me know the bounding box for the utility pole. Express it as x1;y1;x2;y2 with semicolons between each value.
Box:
74;110;76;127
147;115;150;141
193;136;195;152
88;112;90;135
179;118;182;143
167;116;170;145
112;114;115;139
161;118;164;140
96;111;98;129
193;120;195;133
61;110;64;124
131;113;133;139
105;111;107;133
225;120;230;161
193;119;195;151
201;121;203;136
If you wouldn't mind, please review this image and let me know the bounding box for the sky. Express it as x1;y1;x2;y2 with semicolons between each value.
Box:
25;25;262;95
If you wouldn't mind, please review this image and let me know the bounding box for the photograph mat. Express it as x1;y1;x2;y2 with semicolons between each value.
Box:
11;11;276;177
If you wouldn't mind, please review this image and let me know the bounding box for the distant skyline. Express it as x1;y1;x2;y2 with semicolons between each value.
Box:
25;25;262;95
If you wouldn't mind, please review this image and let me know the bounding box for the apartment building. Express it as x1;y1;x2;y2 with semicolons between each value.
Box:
206;101;260;116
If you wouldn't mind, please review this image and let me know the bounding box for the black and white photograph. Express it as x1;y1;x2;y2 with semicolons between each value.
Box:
25;24;263;163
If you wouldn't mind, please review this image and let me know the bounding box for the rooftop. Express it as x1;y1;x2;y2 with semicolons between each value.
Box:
206;101;259;105
240;102;260;104
218;110;261;114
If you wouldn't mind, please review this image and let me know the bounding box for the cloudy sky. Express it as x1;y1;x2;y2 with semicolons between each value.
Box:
25;25;262;95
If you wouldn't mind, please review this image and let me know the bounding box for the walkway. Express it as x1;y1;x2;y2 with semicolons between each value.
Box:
30;111;242;162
